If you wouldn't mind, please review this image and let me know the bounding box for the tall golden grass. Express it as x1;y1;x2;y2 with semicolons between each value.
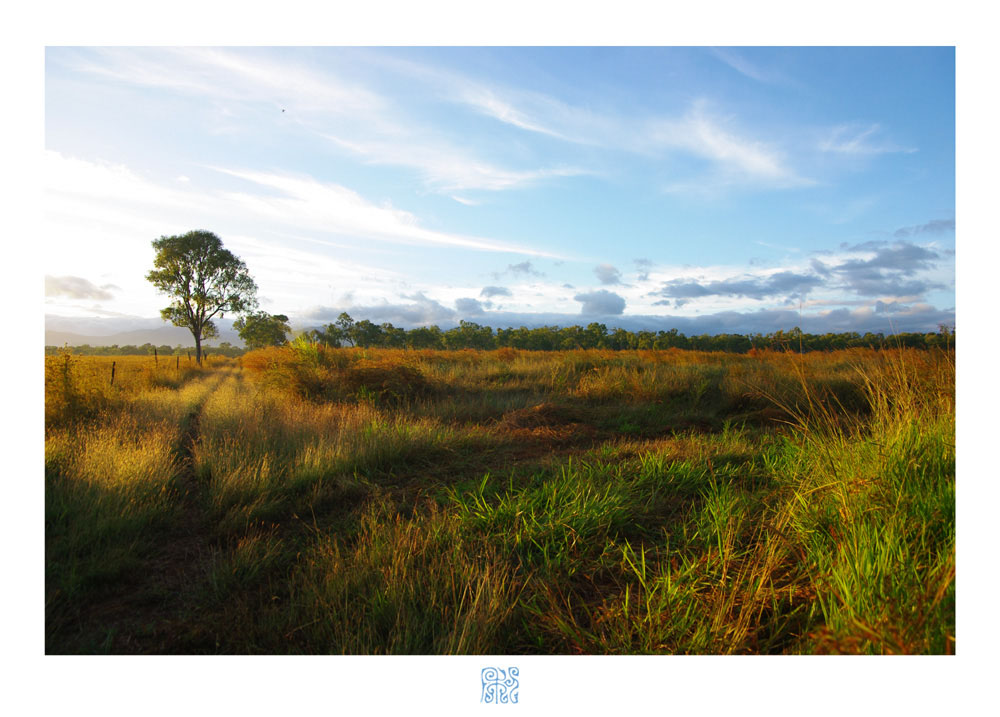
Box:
46;345;954;654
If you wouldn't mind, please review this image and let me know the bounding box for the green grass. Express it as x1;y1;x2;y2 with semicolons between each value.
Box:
44;347;954;654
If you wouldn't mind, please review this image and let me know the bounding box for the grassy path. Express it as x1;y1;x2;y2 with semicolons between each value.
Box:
46;367;234;653
115;368;238;652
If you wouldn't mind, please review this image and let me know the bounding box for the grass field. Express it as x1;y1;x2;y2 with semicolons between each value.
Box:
44;345;955;654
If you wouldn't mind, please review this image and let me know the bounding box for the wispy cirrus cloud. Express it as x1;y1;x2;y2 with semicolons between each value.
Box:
322;132;588;192
67;47;588;196
210;166;560;256
46;150;551;258
457;87;575;141
369;53;809;190
707;48;790;85
651;102;812;188
819;123;917;155
72;47;387;118
356;51;597;143
68;48;892;199
469;90;809;188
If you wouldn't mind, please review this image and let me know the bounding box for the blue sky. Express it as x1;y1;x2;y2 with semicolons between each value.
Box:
44;46;955;336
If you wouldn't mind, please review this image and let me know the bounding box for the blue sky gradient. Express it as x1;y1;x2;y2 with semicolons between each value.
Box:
44;46;955;335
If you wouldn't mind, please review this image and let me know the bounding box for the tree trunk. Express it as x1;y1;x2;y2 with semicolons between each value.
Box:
194;332;202;365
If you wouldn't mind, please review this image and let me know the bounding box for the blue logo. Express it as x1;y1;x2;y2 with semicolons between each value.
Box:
481;666;519;704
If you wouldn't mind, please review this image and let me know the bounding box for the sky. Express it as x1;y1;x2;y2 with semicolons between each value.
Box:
44;46;954;337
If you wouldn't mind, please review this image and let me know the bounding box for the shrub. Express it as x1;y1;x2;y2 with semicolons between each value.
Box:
242;346;433;404
45;350;111;426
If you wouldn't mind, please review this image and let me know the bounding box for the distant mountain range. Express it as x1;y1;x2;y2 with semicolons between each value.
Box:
45;315;243;348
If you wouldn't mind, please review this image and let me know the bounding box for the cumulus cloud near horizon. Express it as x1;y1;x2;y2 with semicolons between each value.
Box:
653;271;823;302
302;291;457;327
634;258;654;281
492;261;544;280
893;218;954;239
644;238;950;311
455;297;488;314
827;241;944;297
594;263;623;285
573;289;626;315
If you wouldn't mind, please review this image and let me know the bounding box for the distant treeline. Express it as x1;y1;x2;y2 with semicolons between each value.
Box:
298;314;955;353
47;317;955;356
45;342;246;357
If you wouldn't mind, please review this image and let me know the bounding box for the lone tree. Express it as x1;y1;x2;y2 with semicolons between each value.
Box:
234;311;291;349
146;230;258;364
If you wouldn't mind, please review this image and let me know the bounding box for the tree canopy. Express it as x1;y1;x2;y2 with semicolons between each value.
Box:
296;313;955;353
146;230;258;363
235;312;291;350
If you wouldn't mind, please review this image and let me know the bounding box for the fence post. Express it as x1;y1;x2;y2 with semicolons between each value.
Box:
176;355;180;370
110;361;116;386
154;347;158;365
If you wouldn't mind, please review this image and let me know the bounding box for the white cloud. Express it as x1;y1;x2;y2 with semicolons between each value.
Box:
322;132;588;192
43;151;207;305
594;263;623;285
820;123;917;155
70;47;585;196
649;102;811;186
457;86;808;188
42;151;564;321
708;48;790;85
74;47;386;118
45;275;117;301
45;151;193;212
375;55;808;187
450;195;481;206
227;233;402;285
420;68;809;190
574;289;626;315
210;166;560;255
357;51;812;191
45;151;552;259
354;51;593;143
458;87;571;140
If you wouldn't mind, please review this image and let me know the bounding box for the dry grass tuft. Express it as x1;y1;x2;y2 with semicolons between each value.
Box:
498;401;581;429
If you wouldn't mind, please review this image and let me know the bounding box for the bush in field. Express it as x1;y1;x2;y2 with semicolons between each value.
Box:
242;342;433;404
338;364;431;404
45;351;110;426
